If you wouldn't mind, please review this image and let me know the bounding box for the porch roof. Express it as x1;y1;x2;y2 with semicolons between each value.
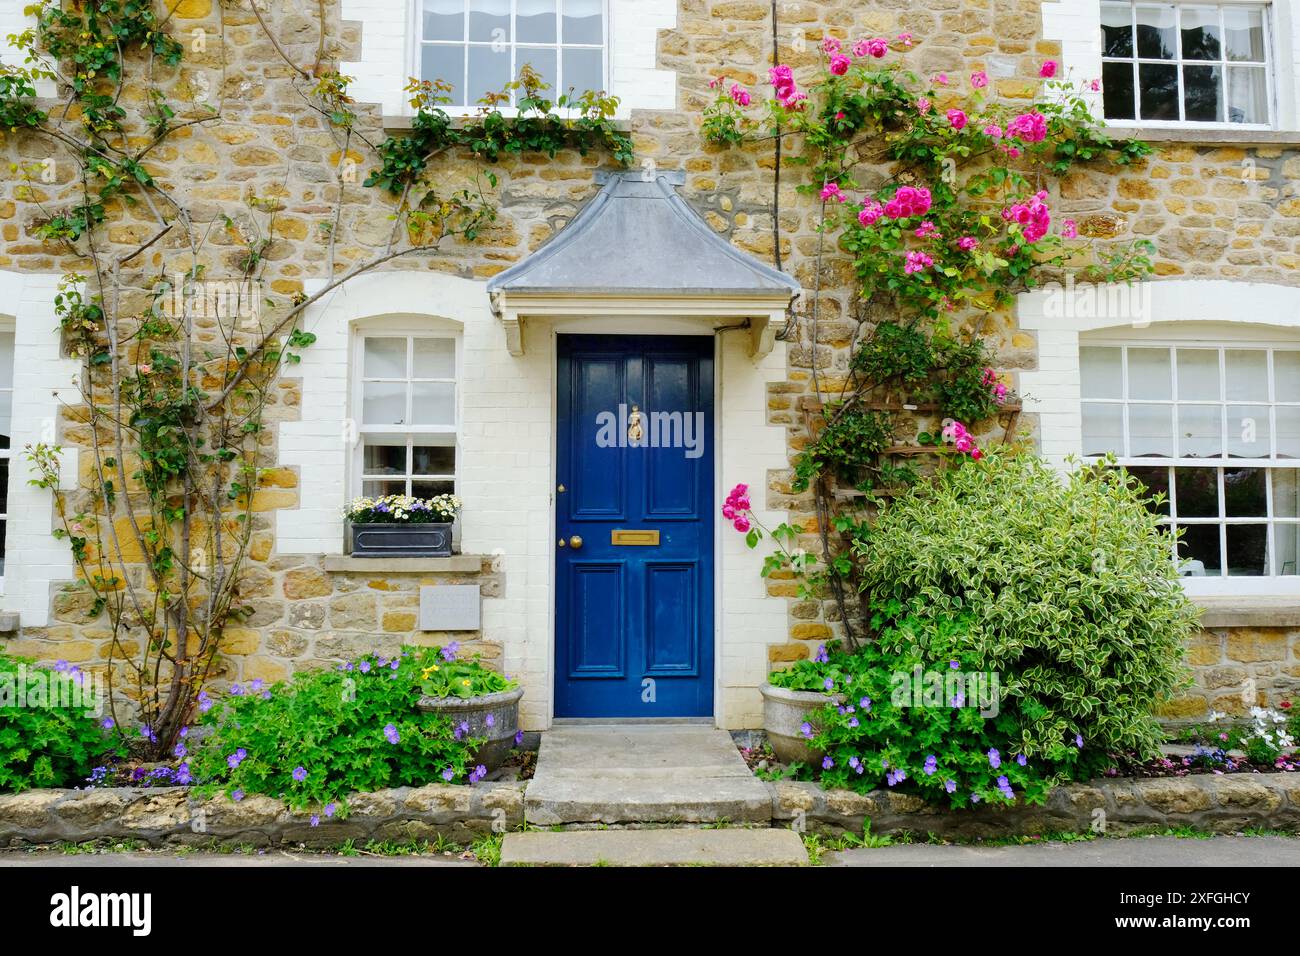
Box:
485;171;801;299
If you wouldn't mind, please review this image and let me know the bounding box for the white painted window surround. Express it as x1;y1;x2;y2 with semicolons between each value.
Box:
0;272;80;627
1042;0;1300;132
341;0;677;117
1019;279;1300;597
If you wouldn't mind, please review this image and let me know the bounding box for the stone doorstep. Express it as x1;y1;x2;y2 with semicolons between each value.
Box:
524;724;774;825
499;828;808;867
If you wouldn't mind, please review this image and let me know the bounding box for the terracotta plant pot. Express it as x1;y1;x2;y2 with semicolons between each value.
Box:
416;686;524;773
760;683;845;765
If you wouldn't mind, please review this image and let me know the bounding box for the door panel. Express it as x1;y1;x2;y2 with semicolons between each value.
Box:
555;334;715;718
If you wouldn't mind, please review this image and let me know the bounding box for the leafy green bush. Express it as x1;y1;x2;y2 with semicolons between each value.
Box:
191;646;516;812
853;452;1197;766
0;654;124;792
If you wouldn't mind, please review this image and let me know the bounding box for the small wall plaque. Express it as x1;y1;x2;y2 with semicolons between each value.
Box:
419;584;481;632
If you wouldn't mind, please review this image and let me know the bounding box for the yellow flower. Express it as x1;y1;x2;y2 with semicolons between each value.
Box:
462;679;471;687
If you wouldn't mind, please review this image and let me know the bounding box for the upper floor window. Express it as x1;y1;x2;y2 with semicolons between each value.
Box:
354;334;458;500
1100;1;1273;126
1081;342;1300;577
417;0;607;108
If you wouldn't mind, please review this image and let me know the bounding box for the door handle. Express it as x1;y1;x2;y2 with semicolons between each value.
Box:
568;535;584;549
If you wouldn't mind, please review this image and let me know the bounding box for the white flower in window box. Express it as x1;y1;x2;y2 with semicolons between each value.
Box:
345;494;462;558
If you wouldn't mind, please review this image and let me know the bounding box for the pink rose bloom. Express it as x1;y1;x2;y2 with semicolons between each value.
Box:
946;108;967;130
1089;78;1101;92
139;363;152;374
729;83;751;106
970;70;988;89
882;185;932;219
954;435;973;453
970;448;983;461
722;504;736;520
768;64;804;108
897;32;913;47
904;250;934;275
820;182;847;203
829;54;851;76
916;96;931;114
958;236;979;250
915;220;940;239
735;496;751;510
1002;145;1022;158
983;123;1003;139
1061;218;1078;239
733;515;751;533
1039;60;1057;79
822;37;842;55
859;201;884;225
1006;110;1047;143
932;73;949;86
993;383;1008;404
708;76;724;90
859;36;889;58
941;420;967;442
731;482;749;497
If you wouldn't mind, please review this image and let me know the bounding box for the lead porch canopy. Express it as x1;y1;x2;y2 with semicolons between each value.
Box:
486;171;801;358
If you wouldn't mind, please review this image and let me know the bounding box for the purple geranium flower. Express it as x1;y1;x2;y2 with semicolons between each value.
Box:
514;730;525;746
923;755;938;776
949;660;960;670
485;714;495;728
469;764;487;783
822;756;834;770
944;779;957;794
1016;754;1028;766
324;803;337;818
383;723;400;744
174;742;187;758
359;661;371;674
100;717;115;730
232;789;245;802
799;721;814;740
176;764;192;785
441;642;460;662
293;766;308;782
987;748;1001;769
822;677;835;691
310;815;320;827
441;768;455;782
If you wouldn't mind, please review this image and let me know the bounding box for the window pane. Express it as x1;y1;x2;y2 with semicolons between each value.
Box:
0;458;7;514
563;0;603;44
1125;465;1172;515
413;338;455;378
1227;404;1270;458
1083;403;1124;456
1176;348;1219;400
518;0;557;43
422;44;465;104
423;0;464;41
1081;346;1122;398
1227;66;1267;124
1177;404;1222;458
1128;347;1171;399
1176;524;1222;574
364;337;406;378
363;479;409;498
412;382;456;426
1276;406;1300;458
1102;61;1136;119
1175;467;1219;517
1276;352;1300;400
1102;2;1135;57
363;381;407;426
1139;63;1180;120
468;43;512;104
413;442;457;476
0;520;5;574
1225;349;1267;401
1223;467;1266;516
0;390;10;444
1224;6;1266;61
1276;469;1300;518
0;332;13;388
1180;5;1222;59
1130;403;1174;457
517;46;557;94
412;479;456;499
1275;522;1299;575
1182;64;1222;122
1136;5;1177;58
363;438;407;476
1226;524;1268;575
562;46;603;95
469;0;509;42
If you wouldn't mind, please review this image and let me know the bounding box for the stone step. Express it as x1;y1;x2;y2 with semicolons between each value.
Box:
525;724;773;825
500;828;808;867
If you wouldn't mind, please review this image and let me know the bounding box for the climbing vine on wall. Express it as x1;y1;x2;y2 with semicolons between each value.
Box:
703;33;1154;643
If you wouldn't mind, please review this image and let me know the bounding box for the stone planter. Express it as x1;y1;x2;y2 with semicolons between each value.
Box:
350;522;452;558
416;686;524;772
761;683;844;765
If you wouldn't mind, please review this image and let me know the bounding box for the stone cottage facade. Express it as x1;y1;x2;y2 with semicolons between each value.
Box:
0;0;1298;731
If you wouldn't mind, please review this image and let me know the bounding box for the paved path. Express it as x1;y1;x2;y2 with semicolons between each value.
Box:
500;828;807;866
0;850;477;867
525;723;772;825
825;835;1300;867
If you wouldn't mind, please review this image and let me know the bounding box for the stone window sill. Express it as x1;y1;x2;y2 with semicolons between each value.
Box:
1107;126;1300;146
322;555;487;574
1191;595;1300;628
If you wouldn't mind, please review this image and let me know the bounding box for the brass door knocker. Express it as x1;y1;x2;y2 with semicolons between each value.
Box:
627;404;645;444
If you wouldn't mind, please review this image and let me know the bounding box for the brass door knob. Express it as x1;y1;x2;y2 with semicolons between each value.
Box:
568;535;584;549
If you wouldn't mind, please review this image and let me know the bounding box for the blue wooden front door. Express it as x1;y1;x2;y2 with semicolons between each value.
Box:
555;334;715;718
